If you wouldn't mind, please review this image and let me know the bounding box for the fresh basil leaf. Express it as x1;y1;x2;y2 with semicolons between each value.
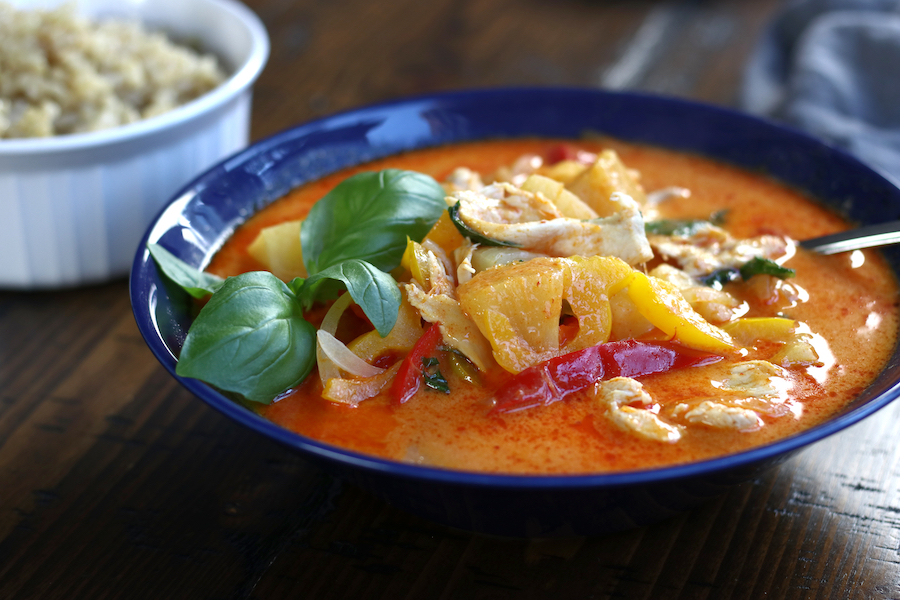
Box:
296;260;401;337
175;271;316;404
709;210;728;226
422;358;450;394
423;370;450;393
645;219;711;237
645;211;728;237
698;268;740;287
448;202;521;247
148;243;224;298
698;258;795;287
739;257;796;280
301;169;447;274
289;275;344;306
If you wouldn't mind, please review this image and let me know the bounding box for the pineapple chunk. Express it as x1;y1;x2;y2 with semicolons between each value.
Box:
247;220;307;282
722;317;797;345
538;159;590;184
457;256;635;373
567;150;648;216
563;256;635;352
626;272;734;353
458;257;567;373
521;174;598;220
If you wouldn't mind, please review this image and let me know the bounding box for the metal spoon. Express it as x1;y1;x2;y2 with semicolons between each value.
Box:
800;220;900;255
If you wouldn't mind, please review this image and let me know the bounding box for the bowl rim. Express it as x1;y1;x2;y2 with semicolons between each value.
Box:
130;85;900;490
0;0;270;155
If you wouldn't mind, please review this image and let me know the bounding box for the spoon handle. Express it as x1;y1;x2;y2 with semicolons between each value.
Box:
800;220;900;255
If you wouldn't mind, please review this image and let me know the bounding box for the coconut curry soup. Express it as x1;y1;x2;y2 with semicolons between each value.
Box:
152;138;899;475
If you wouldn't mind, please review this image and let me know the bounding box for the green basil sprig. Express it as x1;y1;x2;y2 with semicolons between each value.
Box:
739;257;795;280
293;259;401;337
150;169;447;404
176;271;317;403
698;257;795;288
148;244;224;298
302;169;448;273
645;210;728;237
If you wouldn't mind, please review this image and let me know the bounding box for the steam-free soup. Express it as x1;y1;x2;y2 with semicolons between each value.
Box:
203;138;899;474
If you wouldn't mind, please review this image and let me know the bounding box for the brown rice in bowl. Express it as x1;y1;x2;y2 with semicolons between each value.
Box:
0;1;227;138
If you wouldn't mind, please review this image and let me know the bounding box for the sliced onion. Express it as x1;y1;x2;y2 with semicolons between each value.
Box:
317;330;385;378
316;293;354;383
646;186;691;205
323;363;401;407
320;292;353;334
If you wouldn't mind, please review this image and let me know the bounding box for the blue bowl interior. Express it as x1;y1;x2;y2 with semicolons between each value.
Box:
130;88;900;534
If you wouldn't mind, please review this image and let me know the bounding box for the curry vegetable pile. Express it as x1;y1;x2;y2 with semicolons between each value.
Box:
152;145;819;443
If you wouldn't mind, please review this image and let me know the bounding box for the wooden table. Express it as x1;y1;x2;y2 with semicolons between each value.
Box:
4;0;900;597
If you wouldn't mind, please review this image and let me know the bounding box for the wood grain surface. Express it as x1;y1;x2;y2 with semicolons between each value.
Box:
3;0;900;598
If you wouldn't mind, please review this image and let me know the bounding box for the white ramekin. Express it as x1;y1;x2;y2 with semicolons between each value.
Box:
0;0;269;288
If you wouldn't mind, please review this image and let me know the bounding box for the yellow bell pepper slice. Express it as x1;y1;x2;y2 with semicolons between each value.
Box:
626;272;734;353
401;238;431;287
422;211;465;256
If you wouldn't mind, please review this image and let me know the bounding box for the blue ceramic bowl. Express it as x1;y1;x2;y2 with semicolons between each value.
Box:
130;87;900;537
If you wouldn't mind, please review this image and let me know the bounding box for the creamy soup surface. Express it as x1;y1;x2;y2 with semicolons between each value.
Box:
207;138;899;474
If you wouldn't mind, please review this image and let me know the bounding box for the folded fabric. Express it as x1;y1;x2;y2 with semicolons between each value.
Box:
741;0;900;185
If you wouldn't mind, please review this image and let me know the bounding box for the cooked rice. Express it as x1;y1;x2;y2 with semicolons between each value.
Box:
0;2;227;138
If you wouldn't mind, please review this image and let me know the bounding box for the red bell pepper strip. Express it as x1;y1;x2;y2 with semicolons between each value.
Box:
391;324;443;405
490;339;721;415
544;143;598;166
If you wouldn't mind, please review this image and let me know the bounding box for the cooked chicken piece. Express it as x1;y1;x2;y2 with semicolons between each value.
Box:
608;406;684;443
598;376;653;406
453;239;478;286
453;182;564;223
676;401;763;431
403;244;495;372
452;184;652;266
721;360;787;399
770;333;823;367
673;360;791;430
442;167;484;194
405;285;495;372
649;223;790;278
646;186;691;205
489;154;543;186
595;377;682;443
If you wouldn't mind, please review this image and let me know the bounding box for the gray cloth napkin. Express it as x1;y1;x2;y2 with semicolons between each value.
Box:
741;0;900;185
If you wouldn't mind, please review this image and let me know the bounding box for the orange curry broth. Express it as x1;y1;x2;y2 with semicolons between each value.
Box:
205;138;900;474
